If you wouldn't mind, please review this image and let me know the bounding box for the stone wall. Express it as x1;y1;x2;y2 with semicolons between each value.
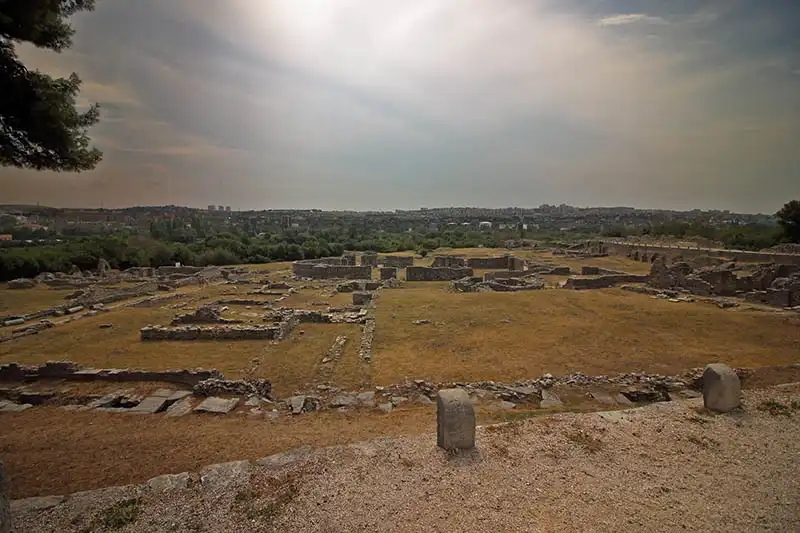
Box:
406;266;474;281
466;255;523;270
379;267;398;280
360;253;378;267
432;255;467;268
0;361;221;386
595;241;800;265
563;274;648;289
140;325;282;341
483;270;528;281
379;255;414;268
292;260;372;280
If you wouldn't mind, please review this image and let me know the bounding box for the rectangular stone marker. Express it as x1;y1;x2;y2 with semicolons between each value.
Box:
194;397;239;414
436;388;475;451
166;397;195;417
703;363;741;413
129;396;169;414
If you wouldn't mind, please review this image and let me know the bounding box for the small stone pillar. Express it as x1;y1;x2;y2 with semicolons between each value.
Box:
437;389;475;451
703;363;741;413
0;460;10;533
379;267;397;280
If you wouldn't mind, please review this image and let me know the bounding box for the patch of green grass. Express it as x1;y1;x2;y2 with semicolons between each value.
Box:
100;498;140;529
759;400;792;417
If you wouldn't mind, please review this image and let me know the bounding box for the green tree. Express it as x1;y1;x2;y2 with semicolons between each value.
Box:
776;200;800;243
1;0;102;171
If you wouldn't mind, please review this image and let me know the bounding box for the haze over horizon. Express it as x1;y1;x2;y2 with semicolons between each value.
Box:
1;0;798;213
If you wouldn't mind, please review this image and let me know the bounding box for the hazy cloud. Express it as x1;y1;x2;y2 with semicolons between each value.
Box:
1;0;798;213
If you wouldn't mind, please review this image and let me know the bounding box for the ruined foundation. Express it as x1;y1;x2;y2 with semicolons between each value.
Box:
406;266;474;281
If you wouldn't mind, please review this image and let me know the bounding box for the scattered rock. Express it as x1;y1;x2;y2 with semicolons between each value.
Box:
99;323;113;329
378;402;393;413
500;401;517;409
540;389;563;409
357;391;375;407
148;472;190;492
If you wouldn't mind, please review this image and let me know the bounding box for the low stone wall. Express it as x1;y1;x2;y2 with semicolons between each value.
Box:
140;325;282;341
563;274;648;290
292;261;371;280
360;253;378;267
466;255;523;270
379;255;414;268
156;266;205;276
432;256;467;268
0;361;221;386
483;270;528;281
406;266;474;281
379;267;398;280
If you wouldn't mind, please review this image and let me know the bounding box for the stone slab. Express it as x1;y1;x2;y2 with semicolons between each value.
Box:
151;388;176;398
147;472;190;492
200;461;251;491
194;397;238;414
9;494;66;515
589;391;616;405
167;390;192;403
165;397;195;417
287;395;306;414
128;396;169;414
330;394;358;408
0;401;32;413
357;391;375;407
540;389;563;409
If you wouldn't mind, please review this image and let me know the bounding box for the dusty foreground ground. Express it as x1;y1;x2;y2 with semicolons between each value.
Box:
11;385;800;533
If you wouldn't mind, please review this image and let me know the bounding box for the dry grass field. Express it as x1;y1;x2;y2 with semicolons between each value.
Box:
372;285;800;385
0;285;75;316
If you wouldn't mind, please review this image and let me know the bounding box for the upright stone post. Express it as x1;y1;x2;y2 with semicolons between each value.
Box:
0;460;10;533
702;363;741;413
437;389;475;451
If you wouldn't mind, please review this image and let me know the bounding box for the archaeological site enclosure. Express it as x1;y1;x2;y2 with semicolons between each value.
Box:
1;241;798;527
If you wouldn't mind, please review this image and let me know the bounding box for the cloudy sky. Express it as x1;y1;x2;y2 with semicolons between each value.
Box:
2;0;799;212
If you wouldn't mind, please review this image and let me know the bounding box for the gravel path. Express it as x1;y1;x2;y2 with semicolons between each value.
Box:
11;385;800;532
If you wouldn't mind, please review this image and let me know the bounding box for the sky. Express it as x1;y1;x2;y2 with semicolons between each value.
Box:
1;0;799;213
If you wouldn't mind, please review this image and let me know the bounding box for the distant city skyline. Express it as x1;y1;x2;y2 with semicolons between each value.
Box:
1;0;799;213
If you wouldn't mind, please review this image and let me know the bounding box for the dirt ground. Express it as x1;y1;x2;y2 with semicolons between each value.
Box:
9;385;800;533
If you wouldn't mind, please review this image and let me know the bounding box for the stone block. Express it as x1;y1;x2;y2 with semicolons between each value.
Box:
148;472;190;492
540;389;563;409
194;397;238;414
353;292;373;306
165;397;195;417
436;388;475;451
200;460;251;491
0;401;32;413
702;363;741;413
167;390;192;402
379;267;398;280
128;396;169;414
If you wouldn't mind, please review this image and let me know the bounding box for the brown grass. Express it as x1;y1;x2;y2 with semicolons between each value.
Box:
372;285;800;385
0;285;76;316
0;406;436;499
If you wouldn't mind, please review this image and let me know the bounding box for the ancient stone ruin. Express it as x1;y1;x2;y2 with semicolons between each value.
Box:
432;255;467;268
563;274;649;290
170;305;241;326
648;256;800;308
379;255;414;268
466;255;524;270
360;252;378;267
406;266;474;281
379;267;398;280
292;257;372;280
453;275;545;293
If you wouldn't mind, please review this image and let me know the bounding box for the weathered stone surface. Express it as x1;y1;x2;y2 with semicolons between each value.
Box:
378;402;393;413
165;397;195;417
589;391;616;405
0;401;32;412
353;292;373;306
500;401;517;409
194;397;239;414
288;396;306;414
436;388;476;451
0;460;9;533
148;472;190;491
200;460;251;490
9;494;66;515
379;267;398;280
7;278;36;290
407;266;474;281
151;388;176;398
128;396;169;414
167;390;192;402
540;389;563;409
703;363;741;413
357;391;375;407
330;394;358;408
